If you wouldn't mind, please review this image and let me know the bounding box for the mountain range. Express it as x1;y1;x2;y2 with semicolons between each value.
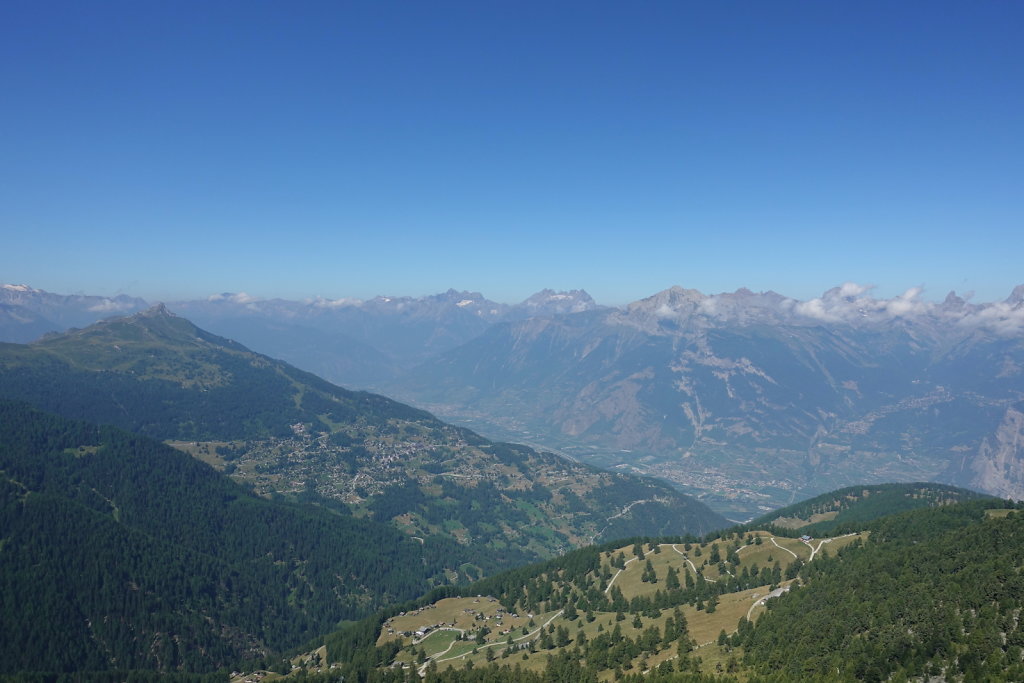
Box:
392;285;1024;516
3;282;1023;518
0;305;724;561
3;287;1022;678
0;283;148;343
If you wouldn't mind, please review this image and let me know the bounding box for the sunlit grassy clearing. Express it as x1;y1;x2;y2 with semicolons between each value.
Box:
377;596;532;648
389;531;870;676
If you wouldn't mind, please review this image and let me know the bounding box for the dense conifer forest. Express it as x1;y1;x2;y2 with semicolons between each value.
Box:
0;402;461;674
748;482;987;537
742;503;1024;681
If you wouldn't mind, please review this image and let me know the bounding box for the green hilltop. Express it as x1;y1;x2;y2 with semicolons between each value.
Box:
309;496;1022;682
747;482;988;537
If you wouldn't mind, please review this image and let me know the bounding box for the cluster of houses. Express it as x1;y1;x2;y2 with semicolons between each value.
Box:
460;599;523;637
382;596;528;641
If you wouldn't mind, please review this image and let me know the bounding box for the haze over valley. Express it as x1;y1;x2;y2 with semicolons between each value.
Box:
4;281;1023;519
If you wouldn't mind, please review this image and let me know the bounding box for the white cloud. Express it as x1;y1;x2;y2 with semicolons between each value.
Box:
795;298;841;322
207;292;260;304
838;282;871;298
790;284;938;323
87;299;138;313
696;298;718;316
309;296;362;308
884;287;926;317
778;283;1024;334
959;302;1024;335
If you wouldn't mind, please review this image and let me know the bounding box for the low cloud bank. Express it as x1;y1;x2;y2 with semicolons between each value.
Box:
641;282;1024;335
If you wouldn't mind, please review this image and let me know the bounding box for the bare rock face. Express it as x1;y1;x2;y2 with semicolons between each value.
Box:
967;407;1024;500
393;285;1024;515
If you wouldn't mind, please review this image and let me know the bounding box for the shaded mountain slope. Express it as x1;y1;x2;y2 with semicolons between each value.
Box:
0;303;430;441
0;306;726;566
0;401;443;673
0;302;57;343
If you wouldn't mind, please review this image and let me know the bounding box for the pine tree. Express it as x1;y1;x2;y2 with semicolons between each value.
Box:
709;543;721;564
666;566;680;590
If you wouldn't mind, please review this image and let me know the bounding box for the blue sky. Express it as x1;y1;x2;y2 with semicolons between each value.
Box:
2;1;1021;305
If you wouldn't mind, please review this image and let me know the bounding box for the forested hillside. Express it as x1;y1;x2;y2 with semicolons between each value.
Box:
0;306;726;566
0;304;432;441
305;497;1022;682
743;502;1024;681
0;402;458;674
749;482;987;537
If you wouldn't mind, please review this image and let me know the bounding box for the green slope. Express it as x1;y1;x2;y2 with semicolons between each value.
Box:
743;501;1024;681
748;482;988;536
0;401;455;674
0;306;726;567
307;490;1020;682
0;304;432;441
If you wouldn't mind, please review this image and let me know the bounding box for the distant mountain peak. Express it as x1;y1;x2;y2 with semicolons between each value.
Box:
441;288;484;299
521;288;596;307
629;285;706;313
507;289;600;320
665;285;707;301
2;283;37;293
139;302;173;317
0;284;149;338
1006;284;1024;305
523;288;593;301
943;290;966;307
100;304;201;341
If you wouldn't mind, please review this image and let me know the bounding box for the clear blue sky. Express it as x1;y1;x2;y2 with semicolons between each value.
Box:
2;1;1021;305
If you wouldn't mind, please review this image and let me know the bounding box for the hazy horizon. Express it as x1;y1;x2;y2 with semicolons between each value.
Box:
6;278;1023;312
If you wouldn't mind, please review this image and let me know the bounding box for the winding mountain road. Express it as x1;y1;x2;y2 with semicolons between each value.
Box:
604;556;638;593
418;610;564;675
771;536;799;559
671;543;717;582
